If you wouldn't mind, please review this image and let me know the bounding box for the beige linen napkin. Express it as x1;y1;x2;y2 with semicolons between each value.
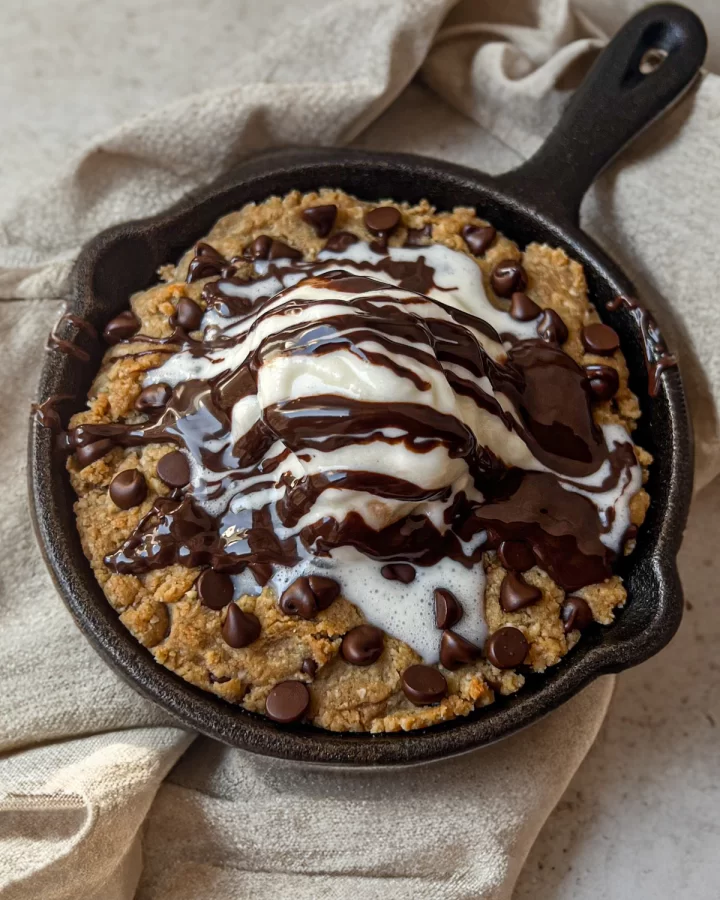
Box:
1;1;718;898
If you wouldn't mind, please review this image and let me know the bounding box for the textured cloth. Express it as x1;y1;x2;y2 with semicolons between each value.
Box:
1;1;718;898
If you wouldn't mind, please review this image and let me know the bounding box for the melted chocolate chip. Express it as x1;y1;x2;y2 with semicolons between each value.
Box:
324;231;358;252
208;672;231;684
76;439;114;468
301;658;318;678
265;680;310;723
135;383;172;412
499;572;542;612
268;240;302;261
301;204;337;238
537;309;569;344
491;260;527;298
175;298;204;331
380;563;416;584
497;540;535;572
582;323;620;356
249;562;273;587
509;292;541;321
109;469;147;510
462;224;496;257
187;243;227;283
364;206;401;235
103;311;140;345
434;588;463;630
485;626;529;668
244;235;273;260
404;224;432;246
341;625;384;666
439;630;481;670
279;575;340;619
308;575;341;608
156;451;190;488
221;603;261;648
561;596;594;633
401;664;448;705
585;364;620;401
197;569;234;610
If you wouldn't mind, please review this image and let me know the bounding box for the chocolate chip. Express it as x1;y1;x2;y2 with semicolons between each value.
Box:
434;588;463;630
76;439;114;468
156;450;190;488
135;383;172;411
485;626;529;669
582;323;620;355
462;224;496;257
439;630;481;670
509;292;541;321
221;603;261;648
341;624;384;666
175;298;204;331
364;206;401;235
244;235;273;260
208;672;231;684
103;311;140;345
537;308;569;344
500;572;542;612
301;658;318;678
308;575;341;608
369;238;388;254
498;540;535;572
401;664;448;706
109;469;147;510
265;680;310;723
249;562;273;587
561;596;594;633
491;259;527;298
585;364;620;401
301;204;337;238
279;578;316;619
268;240;303;261
197;569;234;610
324;231;358;253
279;575;340;619
380;563;416;584
404;223;432;246
186;243;227;282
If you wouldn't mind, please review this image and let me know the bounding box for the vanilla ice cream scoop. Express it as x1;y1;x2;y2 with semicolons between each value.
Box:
93;242;640;659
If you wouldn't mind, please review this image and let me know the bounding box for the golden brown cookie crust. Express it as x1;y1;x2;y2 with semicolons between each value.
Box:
69;189;650;733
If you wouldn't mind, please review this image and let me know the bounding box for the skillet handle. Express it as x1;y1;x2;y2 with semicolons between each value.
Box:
494;3;707;226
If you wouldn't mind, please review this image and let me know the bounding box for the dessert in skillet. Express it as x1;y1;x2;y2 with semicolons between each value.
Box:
65;190;650;732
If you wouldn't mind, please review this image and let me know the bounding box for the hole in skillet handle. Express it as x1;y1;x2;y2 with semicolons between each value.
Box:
639;47;669;75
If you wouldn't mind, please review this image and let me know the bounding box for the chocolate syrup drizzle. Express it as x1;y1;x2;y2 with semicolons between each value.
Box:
47;311;98;362
606;295;677;397
67;246;640;592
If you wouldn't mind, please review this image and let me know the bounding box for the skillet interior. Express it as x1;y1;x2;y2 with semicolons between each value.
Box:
29;148;693;765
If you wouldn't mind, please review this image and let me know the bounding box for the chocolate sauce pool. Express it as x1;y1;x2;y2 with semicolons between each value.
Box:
68;242;641;606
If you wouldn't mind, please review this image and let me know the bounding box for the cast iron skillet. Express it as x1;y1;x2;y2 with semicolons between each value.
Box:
30;4;703;766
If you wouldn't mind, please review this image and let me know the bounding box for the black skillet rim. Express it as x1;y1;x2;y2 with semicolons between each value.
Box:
28;148;694;766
